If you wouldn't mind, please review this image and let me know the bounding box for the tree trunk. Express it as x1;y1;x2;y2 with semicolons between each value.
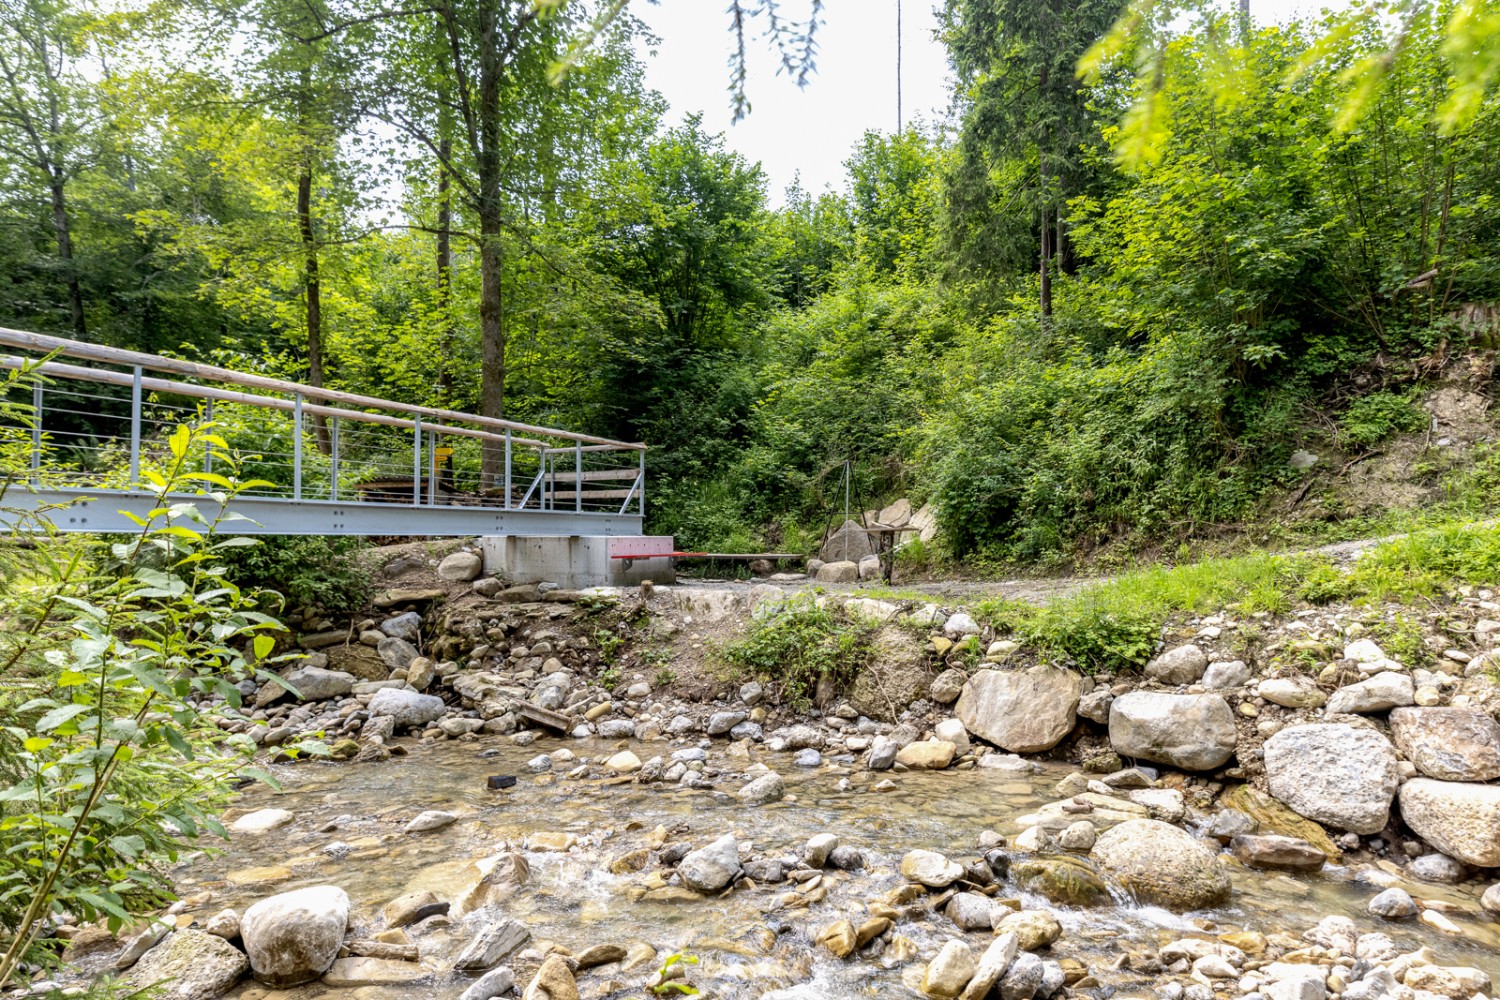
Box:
297;155;332;455
1038;66;1052;321
48;172;85;339
436;140;454;406
477;0;506;487
297;68;331;455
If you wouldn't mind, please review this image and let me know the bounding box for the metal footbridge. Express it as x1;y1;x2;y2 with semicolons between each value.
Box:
0;328;646;537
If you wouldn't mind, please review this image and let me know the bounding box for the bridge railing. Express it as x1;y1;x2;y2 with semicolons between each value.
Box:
0;328;646;519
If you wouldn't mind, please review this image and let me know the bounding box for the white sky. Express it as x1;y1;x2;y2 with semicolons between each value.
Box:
631;0;1349;202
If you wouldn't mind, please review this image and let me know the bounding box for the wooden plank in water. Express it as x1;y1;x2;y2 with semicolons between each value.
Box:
517;703;575;732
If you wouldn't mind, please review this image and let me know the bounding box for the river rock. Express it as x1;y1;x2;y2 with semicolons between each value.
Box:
1409;852;1464;882
205;908;239;939
999;952;1043;1000
323;957;432;986
679;834;741;892
124;930;249;1000
376;636;419;670
817;920;857;958
934;718;971;755
438;551;482;581
241;885;349;987
992;910;1061;951
1367;887;1418;919
459;966;516;1000
1077;689;1113;724
523;953;579;1000
404;810;457;834
955;667;1080;753
381;890;447;928
231;808;294;835
1398;778;1500;866
1229;834;1327;872
1326;672;1414;714
1108;692;1236;770
897;739;956;769
737;772;785;805
1257;675;1326;709
1263;723;1399;834
1145;644;1208;684
930;668;967;704
282;665;355;702
1011;856;1109;907
706;710;746;736
1389;706;1500;781
867;735;899;770
921;940;976;999
901;849;963;888
367;687;445;729
958;933;1019;1000
1203;660;1252;689
1091;819;1230;909
453;917;530;970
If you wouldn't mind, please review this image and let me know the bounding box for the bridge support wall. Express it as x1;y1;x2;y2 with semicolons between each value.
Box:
480;535;675;589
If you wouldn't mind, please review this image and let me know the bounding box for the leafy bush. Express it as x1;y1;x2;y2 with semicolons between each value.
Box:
0;415;287;986
1339;390;1427;449
717;593;875;707
216;534;370;614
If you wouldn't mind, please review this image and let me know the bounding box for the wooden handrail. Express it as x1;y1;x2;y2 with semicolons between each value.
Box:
0;327;645;451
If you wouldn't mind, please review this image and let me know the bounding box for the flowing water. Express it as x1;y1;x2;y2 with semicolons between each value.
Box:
175;737;1500;999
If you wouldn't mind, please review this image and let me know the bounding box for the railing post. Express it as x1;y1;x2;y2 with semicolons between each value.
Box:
639;448;646;518
129;365;142;488
204;398;214;475
503;430;511;510
412;415;422;505
575;442;582;512
330;416;339;500
29;381;42;487
428;429;438;506
293;392;303;500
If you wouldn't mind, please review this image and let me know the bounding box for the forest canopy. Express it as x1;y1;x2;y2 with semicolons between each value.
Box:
3;0;1498;562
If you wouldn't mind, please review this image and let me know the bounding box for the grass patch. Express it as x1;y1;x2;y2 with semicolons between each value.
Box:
971;521;1500;673
716;593;876;708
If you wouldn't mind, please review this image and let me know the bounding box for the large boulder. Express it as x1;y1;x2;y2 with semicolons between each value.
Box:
1091;819;1230;910
1262;724;1399;835
955;667;1081;753
1325;672;1415;714
850;626;936;721
241;885;349;987
820;520;873;564
367;687;445;730
679;834;741;892
1108;692;1236;771
815;561;859;584
438;551;483;581
376;636;419;670
281;665;354;702
123;930;248;1000
1389;707;1500;781
1398;778;1500;866
1144;644;1208;685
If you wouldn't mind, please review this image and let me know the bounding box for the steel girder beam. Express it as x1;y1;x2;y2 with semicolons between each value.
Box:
1;489;644;537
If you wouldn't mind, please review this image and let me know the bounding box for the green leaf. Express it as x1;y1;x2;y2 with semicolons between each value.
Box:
253;634;275;660
163;727;195;760
23;736;54;753
36;703;92;733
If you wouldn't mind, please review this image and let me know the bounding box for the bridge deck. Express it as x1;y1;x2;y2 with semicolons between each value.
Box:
0;328;647;537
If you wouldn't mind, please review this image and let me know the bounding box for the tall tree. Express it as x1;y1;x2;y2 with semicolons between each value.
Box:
942;0;1125;317
0;0;112;338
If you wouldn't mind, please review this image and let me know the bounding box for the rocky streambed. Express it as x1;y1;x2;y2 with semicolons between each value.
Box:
32;543;1500;1000
51;733;1500;1000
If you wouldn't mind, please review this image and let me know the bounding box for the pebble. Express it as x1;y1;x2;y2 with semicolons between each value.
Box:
1367;887;1418;919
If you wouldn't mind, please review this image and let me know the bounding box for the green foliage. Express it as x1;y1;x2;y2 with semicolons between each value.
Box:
1339;391;1428;449
0;417;287;985
215;534;370;615
717;594;876;708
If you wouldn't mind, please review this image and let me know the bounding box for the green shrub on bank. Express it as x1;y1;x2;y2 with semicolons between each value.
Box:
216;535;370;614
716;594;876;708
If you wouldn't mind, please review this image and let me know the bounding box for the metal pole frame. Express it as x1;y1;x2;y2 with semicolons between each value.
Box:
428;428;438;506
129;365;142;488
204;398;214;476
503;430;511;510
330;416;339;501
29;380;41;487
575;442;582;512
293;393;303;500
412;415;423;505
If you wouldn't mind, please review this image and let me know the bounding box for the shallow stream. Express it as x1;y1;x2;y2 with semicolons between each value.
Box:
175;737;1500;999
